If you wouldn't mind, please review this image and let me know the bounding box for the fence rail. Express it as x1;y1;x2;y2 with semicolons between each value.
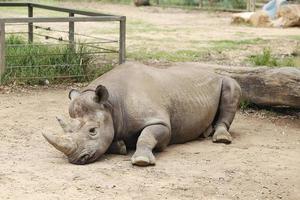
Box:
154;0;256;12
0;2;126;84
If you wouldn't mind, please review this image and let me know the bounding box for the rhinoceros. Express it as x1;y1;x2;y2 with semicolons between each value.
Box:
43;62;241;166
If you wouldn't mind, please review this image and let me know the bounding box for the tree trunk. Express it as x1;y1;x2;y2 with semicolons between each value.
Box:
174;63;300;108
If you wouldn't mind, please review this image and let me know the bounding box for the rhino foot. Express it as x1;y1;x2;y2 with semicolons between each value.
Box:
212;126;232;144
131;150;156;166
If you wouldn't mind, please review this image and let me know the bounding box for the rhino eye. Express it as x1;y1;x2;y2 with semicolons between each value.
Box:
89;128;96;133
89;127;97;136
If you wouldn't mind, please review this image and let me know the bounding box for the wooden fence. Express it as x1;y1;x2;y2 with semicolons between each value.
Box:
0;2;126;83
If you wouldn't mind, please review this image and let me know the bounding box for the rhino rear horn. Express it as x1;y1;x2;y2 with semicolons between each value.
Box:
42;132;76;156
56;116;70;133
94;85;109;103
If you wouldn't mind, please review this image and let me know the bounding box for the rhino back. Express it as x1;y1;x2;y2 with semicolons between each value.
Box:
87;63;222;144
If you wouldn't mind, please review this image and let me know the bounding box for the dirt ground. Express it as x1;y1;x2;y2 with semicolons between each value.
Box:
0;87;299;200
0;2;300;200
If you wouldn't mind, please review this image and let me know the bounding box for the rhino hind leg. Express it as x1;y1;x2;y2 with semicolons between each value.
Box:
131;124;170;166
203;125;213;138
213;77;241;144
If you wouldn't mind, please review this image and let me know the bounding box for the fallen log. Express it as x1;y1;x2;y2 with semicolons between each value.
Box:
175;63;300;108
133;0;150;6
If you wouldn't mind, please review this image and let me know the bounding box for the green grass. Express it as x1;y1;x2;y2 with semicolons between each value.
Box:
53;0;246;8
287;35;300;41
2;35;113;85
240;100;253;110
210;38;265;52
99;0;132;4
249;48;300;67
158;0;198;6
128;48;204;62
127;20;162;33
127;38;266;62
221;0;246;9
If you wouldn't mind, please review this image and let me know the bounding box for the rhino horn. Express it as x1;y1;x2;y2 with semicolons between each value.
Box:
42;132;76;156
56;116;70;133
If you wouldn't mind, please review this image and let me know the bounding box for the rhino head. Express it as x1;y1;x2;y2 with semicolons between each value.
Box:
43;85;114;165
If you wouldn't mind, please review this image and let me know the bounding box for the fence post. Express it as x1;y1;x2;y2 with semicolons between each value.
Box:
252;0;256;11
247;0;256;12
0;21;5;84
199;0;203;8
119;16;126;65
28;4;33;43
69;12;75;49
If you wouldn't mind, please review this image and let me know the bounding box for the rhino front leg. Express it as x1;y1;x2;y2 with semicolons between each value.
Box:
131;124;170;166
107;140;127;155
213;77;241;144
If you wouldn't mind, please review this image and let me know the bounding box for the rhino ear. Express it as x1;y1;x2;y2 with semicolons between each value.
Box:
69;89;81;100
94;85;109;103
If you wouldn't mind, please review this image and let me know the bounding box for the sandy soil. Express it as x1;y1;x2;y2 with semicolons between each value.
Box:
0;87;299;200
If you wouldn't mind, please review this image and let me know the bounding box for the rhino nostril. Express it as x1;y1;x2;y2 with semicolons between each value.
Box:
78;154;89;164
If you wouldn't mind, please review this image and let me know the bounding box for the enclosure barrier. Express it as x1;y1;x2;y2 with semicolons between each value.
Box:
155;0;256;12
0;2;126;83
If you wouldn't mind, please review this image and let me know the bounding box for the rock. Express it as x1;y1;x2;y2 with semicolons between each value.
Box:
249;10;272;27
276;5;300;27
232;11;272;27
232;12;254;24
44;79;50;85
232;4;300;28
134;0;150;6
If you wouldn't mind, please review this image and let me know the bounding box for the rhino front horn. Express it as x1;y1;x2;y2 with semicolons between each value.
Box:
42;132;76;156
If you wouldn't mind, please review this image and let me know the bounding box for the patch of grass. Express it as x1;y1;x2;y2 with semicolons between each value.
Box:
221;0;246;9
240;100;253;110
128;20;157;29
102;0;132;4
287;35;300;41
0;7;28;16
128;48;204;62
2;35;112;85
154;0;246;8
0;2;67;17
249;48;299;67
127;38;267;62
249;48;277;66
158;0;198;6
127;19;164;33
210;38;265;51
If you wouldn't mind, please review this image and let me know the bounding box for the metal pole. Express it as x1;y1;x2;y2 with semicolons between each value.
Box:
247;0;256;11
119;17;126;64
199;0;203;8
251;0;256;11
69;12;75;49
0;21;5;84
28;4;33;43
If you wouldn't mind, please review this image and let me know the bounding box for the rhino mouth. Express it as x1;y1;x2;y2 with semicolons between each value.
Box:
68;151;98;165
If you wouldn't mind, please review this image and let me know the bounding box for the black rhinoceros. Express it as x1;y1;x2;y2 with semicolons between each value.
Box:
43;62;241;166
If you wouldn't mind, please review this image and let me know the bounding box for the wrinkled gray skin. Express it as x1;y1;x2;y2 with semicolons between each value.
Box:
43;62;241;166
